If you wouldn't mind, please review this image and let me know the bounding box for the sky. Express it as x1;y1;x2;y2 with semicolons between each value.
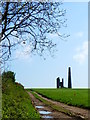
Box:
7;2;88;88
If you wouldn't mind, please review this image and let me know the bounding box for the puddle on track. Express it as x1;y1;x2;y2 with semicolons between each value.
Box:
39;110;51;115
35;106;44;109
36;106;53;118
28;92;73;119
42;115;53;118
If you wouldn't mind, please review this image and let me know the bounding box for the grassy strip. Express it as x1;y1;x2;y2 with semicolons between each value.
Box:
2;81;40;119
31;88;89;109
31;91;76;117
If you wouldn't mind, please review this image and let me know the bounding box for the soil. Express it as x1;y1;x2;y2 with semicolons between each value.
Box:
27;91;89;120
35;92;89;119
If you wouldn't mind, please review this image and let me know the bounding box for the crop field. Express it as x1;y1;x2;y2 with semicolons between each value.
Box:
31;88;89;109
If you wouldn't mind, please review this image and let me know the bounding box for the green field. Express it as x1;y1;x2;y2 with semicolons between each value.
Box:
31;88;89;109
1;71;89;119
2;80;40;119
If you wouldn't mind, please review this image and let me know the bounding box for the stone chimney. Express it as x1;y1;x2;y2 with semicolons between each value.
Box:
68;67;72;88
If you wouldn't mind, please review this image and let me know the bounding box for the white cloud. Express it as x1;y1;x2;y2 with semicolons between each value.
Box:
47;33;67;42
12;31;17;35
63;0;88;2
15;45;31;60
73;41;88;64
75;32;84;38
47;33;58;38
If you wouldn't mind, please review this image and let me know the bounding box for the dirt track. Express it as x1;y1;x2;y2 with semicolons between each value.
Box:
27;91;89;120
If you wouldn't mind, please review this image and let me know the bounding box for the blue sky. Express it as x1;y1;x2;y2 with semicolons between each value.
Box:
8;2;88;88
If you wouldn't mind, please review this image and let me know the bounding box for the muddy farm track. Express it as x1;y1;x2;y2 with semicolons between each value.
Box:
27;91;89;120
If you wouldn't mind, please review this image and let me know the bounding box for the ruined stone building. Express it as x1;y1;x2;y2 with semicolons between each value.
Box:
56;67;72;88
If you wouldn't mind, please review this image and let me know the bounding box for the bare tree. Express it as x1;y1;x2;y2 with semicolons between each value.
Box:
1;1;69;65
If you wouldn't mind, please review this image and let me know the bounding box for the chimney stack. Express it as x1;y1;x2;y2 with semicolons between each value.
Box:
68;67;72;88
57;77;60;88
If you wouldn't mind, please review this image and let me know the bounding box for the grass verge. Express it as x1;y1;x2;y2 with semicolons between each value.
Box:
2;81;40;119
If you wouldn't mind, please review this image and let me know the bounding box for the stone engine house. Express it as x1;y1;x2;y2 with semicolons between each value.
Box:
56;67;72;88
